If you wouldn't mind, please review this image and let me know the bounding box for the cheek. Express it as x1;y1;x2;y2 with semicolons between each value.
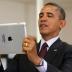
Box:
50;25;60;32
48;21;60;31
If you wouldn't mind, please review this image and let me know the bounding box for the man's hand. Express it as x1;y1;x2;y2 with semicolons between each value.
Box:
22;36;41;65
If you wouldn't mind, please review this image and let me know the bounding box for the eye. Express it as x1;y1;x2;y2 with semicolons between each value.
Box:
47;12;54;17
39;13;44;18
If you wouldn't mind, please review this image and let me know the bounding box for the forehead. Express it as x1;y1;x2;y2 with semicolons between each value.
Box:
41;5;59;14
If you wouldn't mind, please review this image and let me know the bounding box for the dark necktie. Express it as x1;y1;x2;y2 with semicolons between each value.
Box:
38;42;48;58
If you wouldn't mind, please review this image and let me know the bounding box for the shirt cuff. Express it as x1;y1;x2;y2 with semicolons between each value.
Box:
35;59;47;72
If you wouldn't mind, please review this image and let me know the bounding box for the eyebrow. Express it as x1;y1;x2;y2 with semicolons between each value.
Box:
39;12;53;14
39;12;43;15
47;12;53;14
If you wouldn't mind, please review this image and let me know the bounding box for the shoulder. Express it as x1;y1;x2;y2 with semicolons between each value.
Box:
62;42;72;49
62;42;72;53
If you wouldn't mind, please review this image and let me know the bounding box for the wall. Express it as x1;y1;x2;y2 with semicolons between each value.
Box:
0;1;25;23
0;0;37;37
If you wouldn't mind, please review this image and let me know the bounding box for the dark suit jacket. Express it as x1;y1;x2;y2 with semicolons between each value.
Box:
0;63;4;72
6;38;72;72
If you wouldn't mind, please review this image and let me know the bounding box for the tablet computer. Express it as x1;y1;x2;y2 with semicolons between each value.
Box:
0;22;27;54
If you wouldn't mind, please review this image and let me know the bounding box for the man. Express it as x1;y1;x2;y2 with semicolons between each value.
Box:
7;2;72;72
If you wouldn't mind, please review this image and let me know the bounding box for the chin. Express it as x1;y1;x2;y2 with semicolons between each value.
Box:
40;32;48;36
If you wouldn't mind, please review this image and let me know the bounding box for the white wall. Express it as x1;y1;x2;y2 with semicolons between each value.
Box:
60;8;72;44
0;0;37;37
0;1;25;23
24;3;37;36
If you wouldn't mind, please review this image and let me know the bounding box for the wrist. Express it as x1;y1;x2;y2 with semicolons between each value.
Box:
34;57;42;65
34;57;44;67
36;59;43;66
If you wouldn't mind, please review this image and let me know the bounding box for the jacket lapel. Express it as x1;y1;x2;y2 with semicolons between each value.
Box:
45;38;64;63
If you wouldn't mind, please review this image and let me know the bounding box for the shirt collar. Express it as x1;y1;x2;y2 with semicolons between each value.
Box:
40;36;59;48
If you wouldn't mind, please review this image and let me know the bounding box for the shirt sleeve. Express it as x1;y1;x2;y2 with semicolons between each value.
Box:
35;59;47;72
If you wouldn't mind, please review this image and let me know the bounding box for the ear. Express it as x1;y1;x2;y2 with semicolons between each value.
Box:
59;20;66;29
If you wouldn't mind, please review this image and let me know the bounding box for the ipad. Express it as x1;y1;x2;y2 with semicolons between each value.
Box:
0;22;27;54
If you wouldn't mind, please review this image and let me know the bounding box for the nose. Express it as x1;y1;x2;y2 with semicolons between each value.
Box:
40;15;47;22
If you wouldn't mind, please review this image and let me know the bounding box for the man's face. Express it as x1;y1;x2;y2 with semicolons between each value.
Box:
39;5;64;37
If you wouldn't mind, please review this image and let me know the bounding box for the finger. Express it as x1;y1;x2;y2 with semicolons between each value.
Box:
22;47;27;53
24;36;36;42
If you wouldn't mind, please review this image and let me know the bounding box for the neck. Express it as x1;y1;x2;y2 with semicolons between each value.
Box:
41;34;59;41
